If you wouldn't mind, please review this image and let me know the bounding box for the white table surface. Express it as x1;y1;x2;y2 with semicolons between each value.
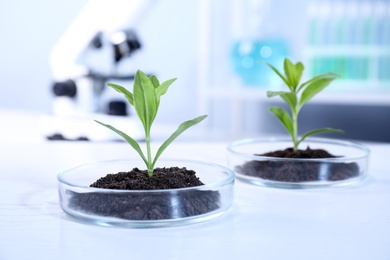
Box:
1;110;390;260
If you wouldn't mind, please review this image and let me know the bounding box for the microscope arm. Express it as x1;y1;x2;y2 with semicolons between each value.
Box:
50;0;154;81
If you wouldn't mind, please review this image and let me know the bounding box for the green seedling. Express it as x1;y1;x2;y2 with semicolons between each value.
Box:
265;58;344;151
95;70;207;177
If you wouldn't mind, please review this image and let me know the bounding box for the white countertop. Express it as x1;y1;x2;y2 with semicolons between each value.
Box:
1;110;390;260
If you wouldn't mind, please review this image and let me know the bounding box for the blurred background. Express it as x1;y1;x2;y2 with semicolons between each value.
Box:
0;0;389;143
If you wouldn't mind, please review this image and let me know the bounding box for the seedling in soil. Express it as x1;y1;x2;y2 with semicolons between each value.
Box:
95;70;207;177
265;58;344;151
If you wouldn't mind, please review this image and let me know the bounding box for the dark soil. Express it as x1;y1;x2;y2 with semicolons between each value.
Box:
236;147;359;182
90;167;204;190
68;167;220;220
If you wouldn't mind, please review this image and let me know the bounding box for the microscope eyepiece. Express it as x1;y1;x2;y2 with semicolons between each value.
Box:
52;79;77;97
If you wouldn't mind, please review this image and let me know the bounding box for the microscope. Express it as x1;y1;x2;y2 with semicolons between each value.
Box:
44;0;155;141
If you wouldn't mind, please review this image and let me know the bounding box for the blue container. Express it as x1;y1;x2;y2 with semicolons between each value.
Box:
230;39;289;86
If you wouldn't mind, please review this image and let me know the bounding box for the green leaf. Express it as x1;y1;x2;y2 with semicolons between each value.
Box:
155;78;176;98
107;83;134;106
267;91;286;98
149;75;160;88
133;70;158;131
280;92;297;113
269;107;294;136
94;120;148;165
152;115;207;167
299;76;338;108
298;72;339;92
283;58;298;89
267;91;297;113
265;62;290;89
297;127;344;147
294;62;304;86
283;59;305;90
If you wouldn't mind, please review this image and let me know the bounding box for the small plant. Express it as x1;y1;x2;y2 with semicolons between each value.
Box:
95;70;207;177
265;58;344;151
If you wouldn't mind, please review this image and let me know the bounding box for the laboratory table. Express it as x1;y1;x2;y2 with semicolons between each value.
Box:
0;113;390;259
